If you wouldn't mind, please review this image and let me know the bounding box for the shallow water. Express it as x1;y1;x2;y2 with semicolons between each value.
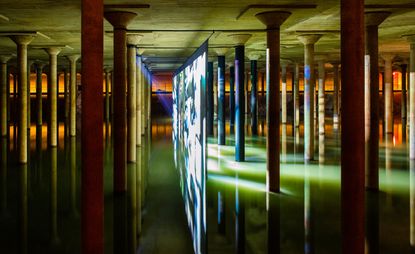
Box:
0;117;412;253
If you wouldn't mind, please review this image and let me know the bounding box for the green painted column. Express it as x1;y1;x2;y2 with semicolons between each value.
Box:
0;56;11;137
9;34;36;163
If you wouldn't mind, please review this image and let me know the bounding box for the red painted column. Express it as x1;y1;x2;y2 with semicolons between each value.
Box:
341;0;365;253
81;0;104;252
104;11;137;193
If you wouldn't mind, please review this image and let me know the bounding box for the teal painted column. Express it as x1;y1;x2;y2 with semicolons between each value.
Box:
229;65;235;134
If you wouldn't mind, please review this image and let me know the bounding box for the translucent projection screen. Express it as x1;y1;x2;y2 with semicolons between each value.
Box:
172;41;207;254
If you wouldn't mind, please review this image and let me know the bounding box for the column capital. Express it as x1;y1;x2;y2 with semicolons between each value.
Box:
280;59;292;67
127;34;143;46
104;11;137;29
365;11;391;27
104;67;112;73
67;54;80;63
381;53;395;62
228;34;251;46
247;53;261;61
137;48;145;55
403;34;415;44
255;11;291;29
9;34;36;45
0;55;12;64
314;54;328;62
215;48;228;56
35;61;45;69
45;47;62;56
297;34;322;45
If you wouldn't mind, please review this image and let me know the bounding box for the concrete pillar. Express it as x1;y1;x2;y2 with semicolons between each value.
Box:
229;34;251;162
104;68;111;125
248;54;260;135
216;48;228;145
207;61;214;136
229;65;235;133
382;54;394;134
341;1;365;253
105;11;137;193
364;11;390;190
45;47;62;147
127;34;142;163
27;61;33;130
298;34;322;161
293;62;300;128
67;55;79;137
281;62;288;124
0;56;11;137
137;49;145;137
9;34;36;163
63;68;69;137
256;11;291;192
82;0;104;251
35;63;44;127
316;56;327;134
406;35;415;159
332;62;340;126
402;64;408;125
136;56;142;146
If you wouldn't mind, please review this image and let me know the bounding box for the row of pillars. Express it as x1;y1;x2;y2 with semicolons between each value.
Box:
0;39;79;164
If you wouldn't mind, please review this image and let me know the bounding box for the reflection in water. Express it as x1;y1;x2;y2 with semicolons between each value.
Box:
19;164;28;254
365;191;379;254
137;146;142;236
70;137;78;217
1;138;7;217
128;162;137;253
411;159;415;248
235;175;245;254
35;127;43;187
217;190;226;235
267;193;280;254
304;167;314;254
50;147;60;246
385;134;393;202
114;193;128;254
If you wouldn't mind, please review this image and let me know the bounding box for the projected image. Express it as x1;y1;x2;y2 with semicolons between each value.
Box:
172;41;207;254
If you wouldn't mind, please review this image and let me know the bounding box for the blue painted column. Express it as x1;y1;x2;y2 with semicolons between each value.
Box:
207;62;214;136
250;59;258;135
229;66;235;134
217;55;226;145
235;45;245;161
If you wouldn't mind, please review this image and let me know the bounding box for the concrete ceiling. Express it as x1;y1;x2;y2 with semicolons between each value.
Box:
0;0;414;72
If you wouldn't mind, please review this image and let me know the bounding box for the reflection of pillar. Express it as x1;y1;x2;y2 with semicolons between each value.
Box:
9;34;36;163
229;65;235;134
332;63;340;126
18;164;28;254
207;61;214;136
35;63;44;127
50;147;60;245
256;11;290;192
216;49;228;145
45;47;62;147
341;2;365;253
70;137;78;217
0;56;11;137
266;192;280;254
383;54;394;134
105;11;137;193
365;11;390;190
217;190;226;235
402;64;407;141
82;0;104;252
235;175;245;254
304;168;314;254
293;62;300;128
229;34;251;162
410;159;415;247
365;191;379;254
136;146;142;234
128;163;137;253
1;138;7;216
298;34;322;161
249;55;259;135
